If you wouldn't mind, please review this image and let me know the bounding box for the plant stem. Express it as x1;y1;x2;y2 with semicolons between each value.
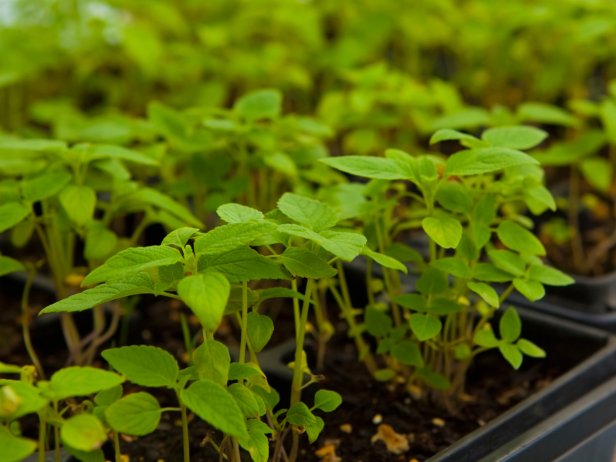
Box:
21;266;45;379
38;413;47;462
569;166;584;270
113;432;122;462
179;401;190;462
239;281;249;365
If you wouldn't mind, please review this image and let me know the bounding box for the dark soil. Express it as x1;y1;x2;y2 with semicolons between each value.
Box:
0;279;601;462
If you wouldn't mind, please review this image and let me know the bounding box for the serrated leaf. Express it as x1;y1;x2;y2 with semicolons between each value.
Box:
467;281;500;307
61;414;106;452
499;307;522;342
409;314;442;341
238;419;271;462
193;340;230;386
277;193;338;231
194;222;276;256
201;247;288;283
278;224;366;261
319;156;408;180
178;272;230;331
59;185;96;227
161;227;200;248
313;390;342;412
446;147;538;176
50;367;124;400
105;392;162;436
422;216;462;249
279;247;336;279
497;221;545;256
228;383;261;418
102;346;179;388
247;313;274;353
482;126;547;150
217;204;264;223
0;202;30;233
181;379;248;438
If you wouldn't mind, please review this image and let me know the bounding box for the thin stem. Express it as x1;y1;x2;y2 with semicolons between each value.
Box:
38;413;47;462
179;401;190;462
21;266;45;378
113;432;122;462
239;281;249;365
569;166;584;270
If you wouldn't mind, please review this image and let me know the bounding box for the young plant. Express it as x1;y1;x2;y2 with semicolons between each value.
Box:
322;126;574;405
0;136;202;366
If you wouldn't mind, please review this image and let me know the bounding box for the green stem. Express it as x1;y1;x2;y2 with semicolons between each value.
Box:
113;432;122;462
179;401;190;462
21;266;45;378
239;281;249;365
38;413;47;462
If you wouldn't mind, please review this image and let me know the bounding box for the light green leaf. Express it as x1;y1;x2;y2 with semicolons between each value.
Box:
228;383;261;418
279;247;336;279
0;202;30;233
431;257;470;278
102;346;179;388
499;343;523;369
422;216;462;249
61;414;106;452
178;272;230;331
409;314;442;341
181;379;248;438
0;382;47;418
497;221;545;256
217;204;264;223
528;265;574;286
517;103;577;127
125;188;202;228
306;416;325;443
59;185;96;227
435;182;472;213
0;427;36;462
473;328;499;348
516;339;546;358
499;307;522;343
467;281;500;307
287;402;317;427
234;89;282;121
430;129;478;145
319;156;408;180
161;227;200;248
21;170;72;202
446;147;538;176
49;367;124;400
105;392;162;436
431;108;491;130
278;225;366;261
277;193;338;231
238;419;271;462
194;222;276;256
390;340;423;367
513;278;545;302
193;340;230;386
580;157;612;192
487;249;526;277
482;126;547;150
362;247;407;273
89;144;158;166
247;313;274;353
365;308;393;337
200;247;289;283
0;256;25;277
313;390;342;412
84;224;118;262
600;99;616;144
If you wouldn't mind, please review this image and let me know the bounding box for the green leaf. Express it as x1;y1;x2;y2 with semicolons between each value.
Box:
41;274;156;314
287;402;317;427
102;346;179;388
234;89;282;121
422;216;462;249
516;339;546;358
278;225;366;261
600;99;616;144
487;249;526;277
499;307;522;343
473;328;499;348
362;247;407;273
105;392;162;436
61;414;107;452
513;278;545;302
21;170;72;202
59;185;96;227
580;157;612;192
277;193;338;231
435;182;472;213
50;367;124;400
238;419;271;462
0;138;66;152
94;386;122;407
499;343;523;369
89;144;158;166
416;368;451;390
365;307;393;337
194;222;276;256
0;427;36;462
181;379;248;438
0;256;25;277
84;245;182;286
125;188;202;228
178;272;230;331
446;147;538;176
517;102;578;127
279;247;336;279
193;340;230;386
431;257;470;278
497;221;545;256
161;227;200;248
65;446;105;462
473;263;513;282
409;314;442;341
0;382;47;418
228;383;261;418
467;281;500;307
306;416;325;443
528;265;574;286
0;202;30;233
482;126;547;150
84;224;118;262
319;156;408;180
431;108;491;130
416;268;448;294
217;204;264;223
313;390;342;412
430;129;478;145
201;247;289;283
247;313;274;353
391;340;423;367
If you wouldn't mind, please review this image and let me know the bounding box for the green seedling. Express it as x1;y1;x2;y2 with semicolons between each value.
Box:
0;362;124;462
322;126;574;405
0;136;201;367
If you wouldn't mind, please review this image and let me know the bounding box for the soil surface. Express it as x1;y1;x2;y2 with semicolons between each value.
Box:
0;279;600;462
